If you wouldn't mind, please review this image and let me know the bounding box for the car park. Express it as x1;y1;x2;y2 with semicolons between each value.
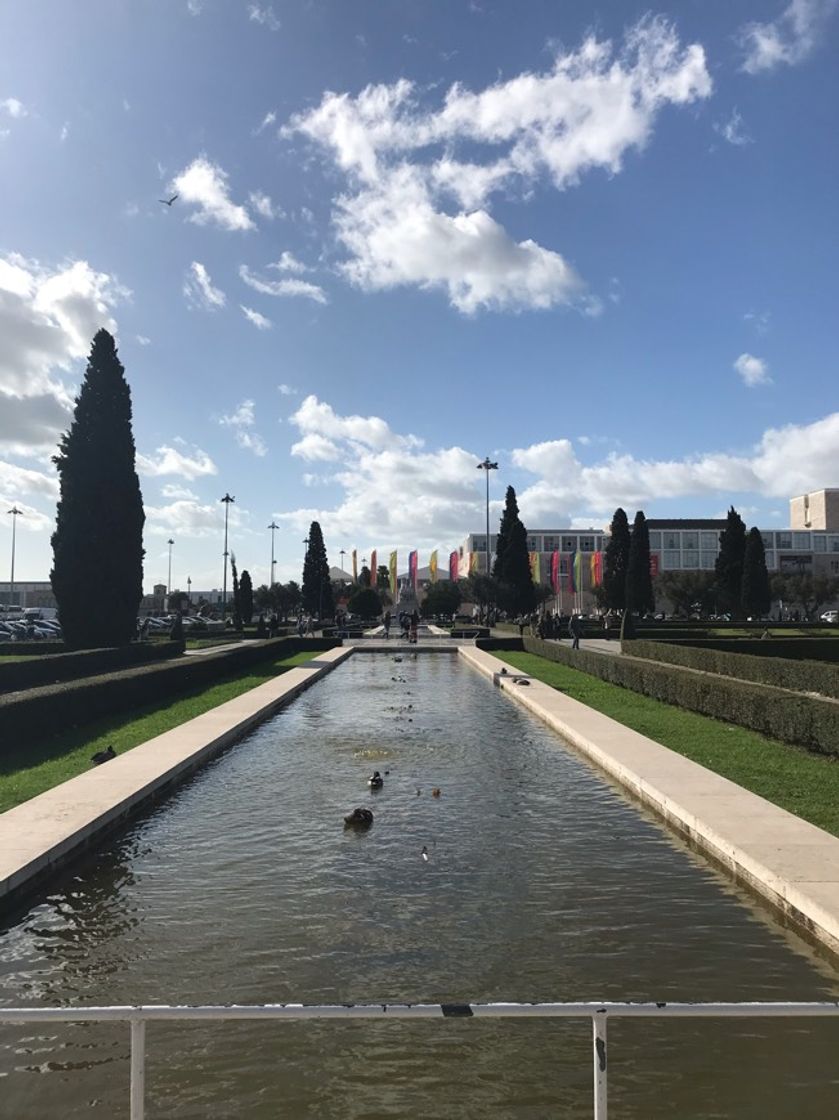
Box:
820;610;839;623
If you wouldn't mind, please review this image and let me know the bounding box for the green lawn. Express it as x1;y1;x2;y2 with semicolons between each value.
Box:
498;651;839;837
0;650;316;813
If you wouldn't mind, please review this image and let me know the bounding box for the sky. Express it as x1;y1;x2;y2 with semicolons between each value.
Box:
1;0;838;593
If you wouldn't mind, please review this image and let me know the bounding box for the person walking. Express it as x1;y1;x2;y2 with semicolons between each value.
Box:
383;610;392;639
569;613;582;650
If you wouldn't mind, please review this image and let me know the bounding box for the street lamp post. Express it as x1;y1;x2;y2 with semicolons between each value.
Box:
221;494;235;615
339;548;346;572
167;538;174;596
476;457;499;576
187;576;192;605
268;521;279;587
7;506;22;610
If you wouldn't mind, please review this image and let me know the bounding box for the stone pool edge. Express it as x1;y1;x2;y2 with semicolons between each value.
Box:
0;646;354;910
459;645;839;960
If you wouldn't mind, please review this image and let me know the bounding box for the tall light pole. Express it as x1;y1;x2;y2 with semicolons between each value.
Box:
268;521;279;587
476;458;498;576
187;576;192;605
221;493;235;615
167;538;174;596
7;506;22;610
339;548;346;572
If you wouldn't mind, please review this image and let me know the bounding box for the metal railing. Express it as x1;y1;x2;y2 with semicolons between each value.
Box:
3;999;839;1119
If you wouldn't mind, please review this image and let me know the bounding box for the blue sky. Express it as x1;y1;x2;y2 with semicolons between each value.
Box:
1;0;837;592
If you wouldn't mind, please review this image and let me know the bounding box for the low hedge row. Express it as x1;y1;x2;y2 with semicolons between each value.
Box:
0;641;184;694
521;636;839;757
0;640;65;656
0;637;341;751
658;637;839;663
623;639;839;699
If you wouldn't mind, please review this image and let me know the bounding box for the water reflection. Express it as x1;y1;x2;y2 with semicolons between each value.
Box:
1;652;838;1118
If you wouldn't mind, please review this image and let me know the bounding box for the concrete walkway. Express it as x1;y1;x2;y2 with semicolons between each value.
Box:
460;645;839;959
0;646;352;907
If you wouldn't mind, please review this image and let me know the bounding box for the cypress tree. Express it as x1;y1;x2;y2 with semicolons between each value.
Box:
302;521;335;618
603;507;631;612
496;487;536;614
51;329;145;648
492;485;518;580
715;506;747;617
626;510;654;614
230;553;242;629
741;527;771;618
240;569;254;624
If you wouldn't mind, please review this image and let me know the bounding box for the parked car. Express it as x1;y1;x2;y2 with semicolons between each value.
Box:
820;610;839;624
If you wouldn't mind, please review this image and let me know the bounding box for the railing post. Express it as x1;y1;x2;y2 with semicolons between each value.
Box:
592;1010;607;1120
130;1018;146;1120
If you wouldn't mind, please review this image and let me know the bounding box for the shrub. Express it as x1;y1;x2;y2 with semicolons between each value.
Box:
0;641;184;694
522;636;839;757
0;637;340;752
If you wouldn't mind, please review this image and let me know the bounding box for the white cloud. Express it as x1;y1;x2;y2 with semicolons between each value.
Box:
270;251;309;273
744;310;771;335
183;261;226;310
248;4;281;30
249;190;276;220
172;156;254;231
254;110;276;135
239;263;328;304
1;98;26;118
136;443;218;479
286;16;710;313
241;305;272;329
186;0;203;15
135;334;151;346
145;497;242;538
734;352;771;387
0;252;128;454
161;483;199;500
59;122;69;143
0;460;58;500
739;0;837;73
218;398;268;456
0;492;52;533
714;109;752;146
278;383;297;395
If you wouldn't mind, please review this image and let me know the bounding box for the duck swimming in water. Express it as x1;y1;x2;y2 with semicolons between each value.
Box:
91;745;116;766
344;807;374;829
368;770;384;789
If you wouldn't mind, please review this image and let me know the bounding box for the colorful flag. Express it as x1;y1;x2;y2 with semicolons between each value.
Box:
370;549;377;588
469;551;478;574
389;551;397;596
449;551;458;582
590;552;597;587
352;549;357;583
529;551;540;582
594;550;603;587
574;550;583;592
409;550;418;590
551;550;559;592
429;550;438;582
568;551;577;593
650;553;660;578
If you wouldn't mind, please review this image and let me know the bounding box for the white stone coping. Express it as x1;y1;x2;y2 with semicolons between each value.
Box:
0;646;353;906
460;645;839;958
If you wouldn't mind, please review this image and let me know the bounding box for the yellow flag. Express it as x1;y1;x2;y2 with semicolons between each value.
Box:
389;551;397;596
352;549;357;583
469;551;478;574
429;550;438;583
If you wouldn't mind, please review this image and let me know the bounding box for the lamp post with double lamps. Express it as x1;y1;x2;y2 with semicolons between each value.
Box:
7;506;22;610
476;458;498;577
167;538;174;597
268;521;279;587
221;494;235;616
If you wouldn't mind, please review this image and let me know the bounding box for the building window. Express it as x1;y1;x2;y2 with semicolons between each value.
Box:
682;532;698;550
831;560;839;573
562;536;577;552
701;532;718;550
543;536;558;552
793;532;810;549
648;532;661;549
664;532;680;550
776;532;792;550
474;537;486;553
682;550;699;569
579;536;594;552
829;536;839;553
526;537;540;552
700;551;716;569
765;551;776;570
761;533;773;550
663;550;681;569
813;535;826;552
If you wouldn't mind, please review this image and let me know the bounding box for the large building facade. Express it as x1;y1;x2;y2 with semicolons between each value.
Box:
459;489;839;612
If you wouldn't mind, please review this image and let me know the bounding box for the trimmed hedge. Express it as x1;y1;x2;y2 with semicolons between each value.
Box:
655;637;839;663
521;636;839;757
0;640;65;656
0;637;340;751
477;637;526;652
0;641;184;694
623;639;839;699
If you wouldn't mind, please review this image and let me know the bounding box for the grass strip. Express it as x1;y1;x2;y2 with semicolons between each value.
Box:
0;651;315;813
498;651;839;837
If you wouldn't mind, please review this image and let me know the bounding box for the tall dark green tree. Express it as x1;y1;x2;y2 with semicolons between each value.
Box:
626;510;655;614
230;552;242;628
741;528;770;617
239;569;254;624
302;521;335;618
492;485;518;580
51;329;145;648
715;506;747;617
495;487;536;614
358;564;372;589
602;507;631;612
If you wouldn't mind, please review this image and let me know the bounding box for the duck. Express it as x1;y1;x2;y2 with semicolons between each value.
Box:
421;845;429;862
368;770;384;789
344;807;374;829
91;745;116;766
431;787;441;798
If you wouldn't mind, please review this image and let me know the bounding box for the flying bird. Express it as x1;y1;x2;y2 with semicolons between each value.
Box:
158;193;179;207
